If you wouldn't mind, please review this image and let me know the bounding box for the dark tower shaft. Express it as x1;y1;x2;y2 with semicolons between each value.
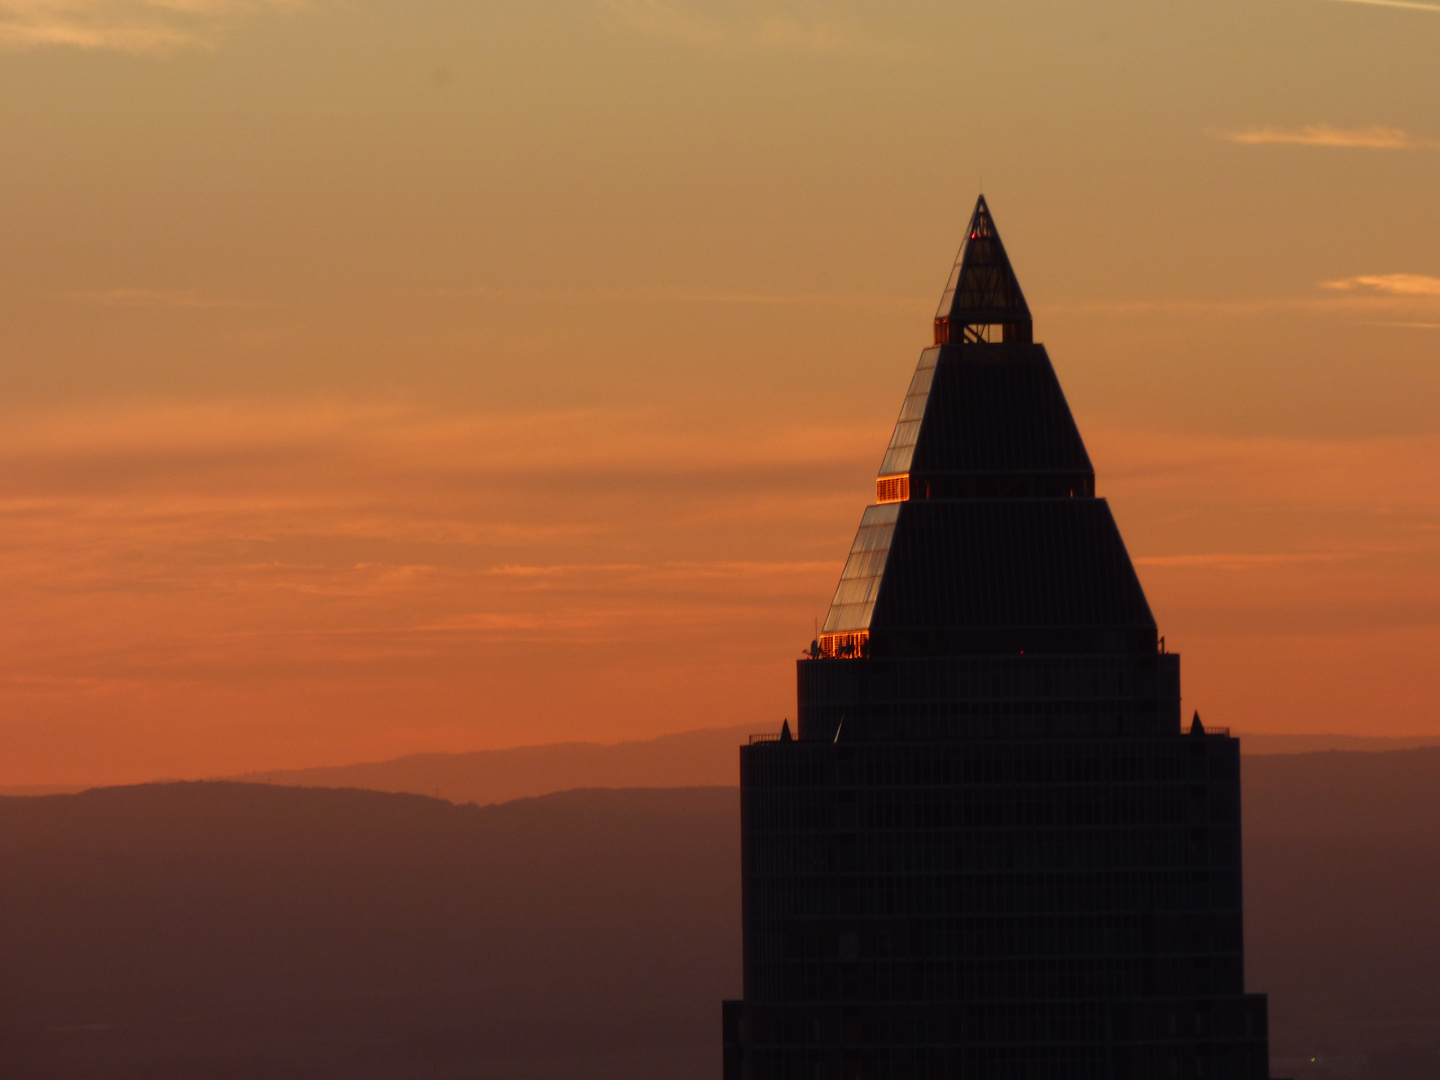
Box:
724;198;1279;1080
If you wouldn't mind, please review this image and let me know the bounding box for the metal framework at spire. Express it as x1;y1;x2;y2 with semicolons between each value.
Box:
932;194;1032;346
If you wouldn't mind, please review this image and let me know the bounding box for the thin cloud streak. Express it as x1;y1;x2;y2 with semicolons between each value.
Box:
599;0;908;58
1322;0;1440;13
456;283;924;311
0;399;880;471
1040;287;1440;319
1135;553;1361;571
1089;426;1440;521
1215;124;1421;149
2;401;1437;783
0;0;304;53
1324;274;1440;297
65;288;256;309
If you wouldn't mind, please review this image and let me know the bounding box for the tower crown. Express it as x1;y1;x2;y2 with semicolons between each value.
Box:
817;195;1152;661
933;194;1032;345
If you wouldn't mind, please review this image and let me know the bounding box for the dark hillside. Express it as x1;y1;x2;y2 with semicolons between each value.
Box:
0;783;740;1080
2;750;1440;1078
1242;749;1440;1080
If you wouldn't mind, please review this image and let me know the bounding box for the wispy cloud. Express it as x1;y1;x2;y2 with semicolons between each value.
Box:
1215;124;1423;149
1040;288;1440;320
0;0;303;53
1321;0;1440;13
1135;553;1359;571
599;0;906;57
0;397;872;781
601;0;726;47
65;288;255;309
3;401;1438;784
453;283;923;311
1324;274;1440;297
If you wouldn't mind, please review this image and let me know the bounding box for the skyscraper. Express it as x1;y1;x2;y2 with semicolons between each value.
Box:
723;197;1280;1080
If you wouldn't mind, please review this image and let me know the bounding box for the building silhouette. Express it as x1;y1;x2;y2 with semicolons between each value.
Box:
723;197;1281;1080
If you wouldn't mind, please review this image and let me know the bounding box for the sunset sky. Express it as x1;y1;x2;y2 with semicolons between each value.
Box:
2;0;1438;786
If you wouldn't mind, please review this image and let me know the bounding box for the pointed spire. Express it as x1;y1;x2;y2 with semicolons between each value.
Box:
1190;710;1205;736
933;195;1032;346
780;719;793;743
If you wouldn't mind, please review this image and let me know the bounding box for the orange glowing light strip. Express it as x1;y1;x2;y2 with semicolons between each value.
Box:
876;474;909;503
818;631;869;658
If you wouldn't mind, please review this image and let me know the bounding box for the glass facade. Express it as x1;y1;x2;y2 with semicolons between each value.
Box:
822;504;901;635
878;348;940;478
734;736;1266;1080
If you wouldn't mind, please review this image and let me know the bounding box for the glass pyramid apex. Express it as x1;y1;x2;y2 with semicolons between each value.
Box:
933;194;1032;345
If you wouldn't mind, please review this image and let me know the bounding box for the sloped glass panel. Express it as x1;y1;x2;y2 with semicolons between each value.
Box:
821;503;900;633
935;254;963;320
877;348;939;476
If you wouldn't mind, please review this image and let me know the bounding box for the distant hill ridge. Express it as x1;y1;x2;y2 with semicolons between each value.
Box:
229;723;756;805
230;729;1440;807
0;783;741;1080
4;727;1439;801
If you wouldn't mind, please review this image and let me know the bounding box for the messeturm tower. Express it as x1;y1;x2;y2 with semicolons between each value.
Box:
723;197;1280;1080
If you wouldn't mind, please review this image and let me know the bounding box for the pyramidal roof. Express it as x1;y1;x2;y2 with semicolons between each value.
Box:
933;195;1032;346
817;195;1155;659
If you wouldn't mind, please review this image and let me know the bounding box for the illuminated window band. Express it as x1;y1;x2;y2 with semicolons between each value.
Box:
818;630;868;658
876;474;909;503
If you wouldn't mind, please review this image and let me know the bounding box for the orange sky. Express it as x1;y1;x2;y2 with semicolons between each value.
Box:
1;0;1438;785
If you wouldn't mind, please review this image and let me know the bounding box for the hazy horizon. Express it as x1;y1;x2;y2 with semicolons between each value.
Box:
8;722;1440;798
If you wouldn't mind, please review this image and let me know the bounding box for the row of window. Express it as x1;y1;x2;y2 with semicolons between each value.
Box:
800;654;1163;701
750;957;1243;1005
746;742;1229;788
744;997;1261;1047
745;873;1240;919
864;499;1151;628
751;918;1241;962
745;795;1234;833
795;713;1180;745
740;1043;1267;1080
747;831;1235;876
